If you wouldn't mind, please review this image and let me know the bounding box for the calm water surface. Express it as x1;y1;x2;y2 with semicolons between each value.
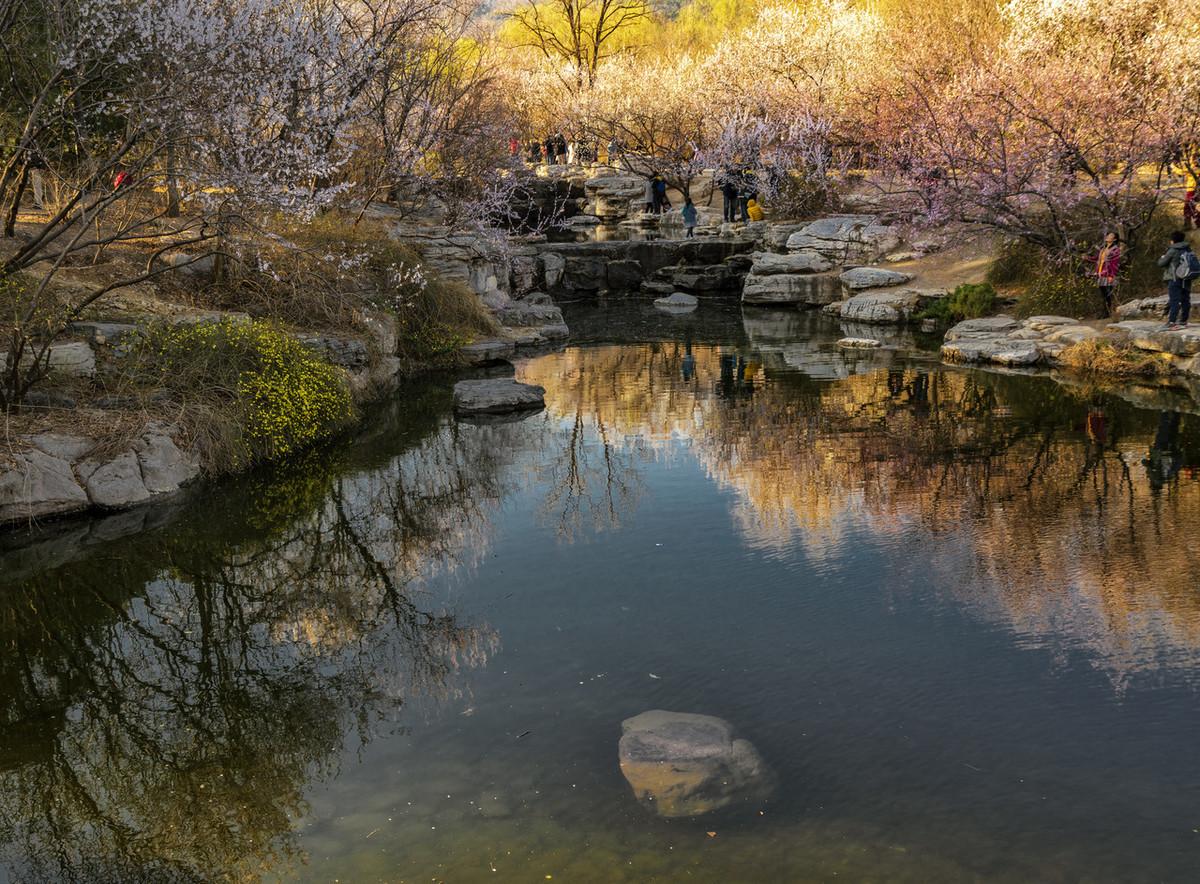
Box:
3;305;1200;882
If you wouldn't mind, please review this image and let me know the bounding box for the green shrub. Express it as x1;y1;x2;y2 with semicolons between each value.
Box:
125;318;355;470
987;210;1182;308
1015;270;1105;319
986;239;1044;288
918;282;997;325
207;214;498;367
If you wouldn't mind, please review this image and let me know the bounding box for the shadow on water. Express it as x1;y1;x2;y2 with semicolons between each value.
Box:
3;305;1200;881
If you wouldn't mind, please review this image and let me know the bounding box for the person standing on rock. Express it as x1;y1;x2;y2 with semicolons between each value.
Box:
1157;231;1198;329
1095;232;1121;316
720;172;738;223
652;175;670;213
681;197;697;238
643;175;654;214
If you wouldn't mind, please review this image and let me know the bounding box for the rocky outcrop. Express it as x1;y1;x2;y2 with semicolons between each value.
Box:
839;267;913;291
941;315;1101;366
1115;295;1199;320
825;288;946;324
785;215;901;264
0;340;97;379
453;378;545;415
743;272;841;306
585;175;645;221
741;250;841;306
618;710;773;818
0;424;200;526
538;238;756;298
1104;321;1200;357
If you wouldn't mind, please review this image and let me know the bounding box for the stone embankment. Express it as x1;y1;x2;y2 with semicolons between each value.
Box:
739;214;949;323
941;314;1200;379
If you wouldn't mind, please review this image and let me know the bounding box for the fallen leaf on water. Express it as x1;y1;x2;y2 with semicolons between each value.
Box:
649;673;660;679
706;832;717;838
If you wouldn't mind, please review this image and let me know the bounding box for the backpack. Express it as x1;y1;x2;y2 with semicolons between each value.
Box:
1176;249;1200;281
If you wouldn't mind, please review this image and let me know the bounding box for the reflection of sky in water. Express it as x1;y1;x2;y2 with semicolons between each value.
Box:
3;307;1200;882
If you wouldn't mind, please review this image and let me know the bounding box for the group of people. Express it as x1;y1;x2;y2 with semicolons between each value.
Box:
515;134;604;166
1093;228;1197;328
717;167;760;224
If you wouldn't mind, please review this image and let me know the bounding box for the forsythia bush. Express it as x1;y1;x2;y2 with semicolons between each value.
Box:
138;319;355;467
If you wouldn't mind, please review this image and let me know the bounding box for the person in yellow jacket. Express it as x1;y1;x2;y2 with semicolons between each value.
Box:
746;198;764;222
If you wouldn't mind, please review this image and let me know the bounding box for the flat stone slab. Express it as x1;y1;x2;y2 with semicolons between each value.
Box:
1105;321;1200;356
619;710;773;818
743;272;841;306
837;337;882;349
944;316;1021;341
839;267;913;290
748;250;833;275
453;379;545;414
460;339;517;365
942;337;1042;365
837;289;929;323
654;292;698;312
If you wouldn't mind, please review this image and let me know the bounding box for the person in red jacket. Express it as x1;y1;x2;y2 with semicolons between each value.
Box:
1095;231;1121;315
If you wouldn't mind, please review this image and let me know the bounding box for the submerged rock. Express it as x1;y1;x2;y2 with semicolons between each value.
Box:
453;379;545;415
654;292;699;313
618;710;772;818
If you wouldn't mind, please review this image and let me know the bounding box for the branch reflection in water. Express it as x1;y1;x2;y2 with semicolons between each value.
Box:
0;392;522;881
522;339;1200;686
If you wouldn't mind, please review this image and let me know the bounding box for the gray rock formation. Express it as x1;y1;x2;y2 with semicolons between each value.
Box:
1106;321;1200;357
0;423;201;525
940;315;1099;366
838;337;882;348
831;289;944;323
298;334;370;368
459;339;518;365
785;215;901;263
585;175;645;220
742;272;841;306
618;710;773;818
1116;295;1195;320
0;450;89;522
76;452;153;509
749;251;833;275
453;379;545;415
839;267;914;291
654;292;699;312
0;341;97;379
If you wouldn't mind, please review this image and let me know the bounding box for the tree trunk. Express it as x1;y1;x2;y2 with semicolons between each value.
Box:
3;162;30;237
165;142;180;218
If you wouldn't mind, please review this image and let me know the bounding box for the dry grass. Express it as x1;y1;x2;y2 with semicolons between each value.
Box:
1057;338;1174;377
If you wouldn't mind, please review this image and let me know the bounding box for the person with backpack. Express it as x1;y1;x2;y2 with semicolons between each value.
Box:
1157;231;1200;329
1095;232;1121;316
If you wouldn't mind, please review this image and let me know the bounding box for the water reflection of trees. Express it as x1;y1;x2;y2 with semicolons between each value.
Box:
525;343;1200;682
0;411;521;882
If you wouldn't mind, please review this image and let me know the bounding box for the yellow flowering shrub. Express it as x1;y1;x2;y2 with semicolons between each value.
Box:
131;319;355;468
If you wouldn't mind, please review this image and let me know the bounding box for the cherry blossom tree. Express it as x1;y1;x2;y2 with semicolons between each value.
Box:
875;0;1177;255
0;0;424;409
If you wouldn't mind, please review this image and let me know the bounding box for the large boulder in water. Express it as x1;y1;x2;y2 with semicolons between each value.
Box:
618;710;772;818
453;379;545;415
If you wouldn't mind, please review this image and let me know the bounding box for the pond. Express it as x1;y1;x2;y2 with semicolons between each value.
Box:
3;304;1200;883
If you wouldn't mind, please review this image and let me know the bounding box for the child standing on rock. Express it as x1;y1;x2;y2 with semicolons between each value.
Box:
681;198;697;238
